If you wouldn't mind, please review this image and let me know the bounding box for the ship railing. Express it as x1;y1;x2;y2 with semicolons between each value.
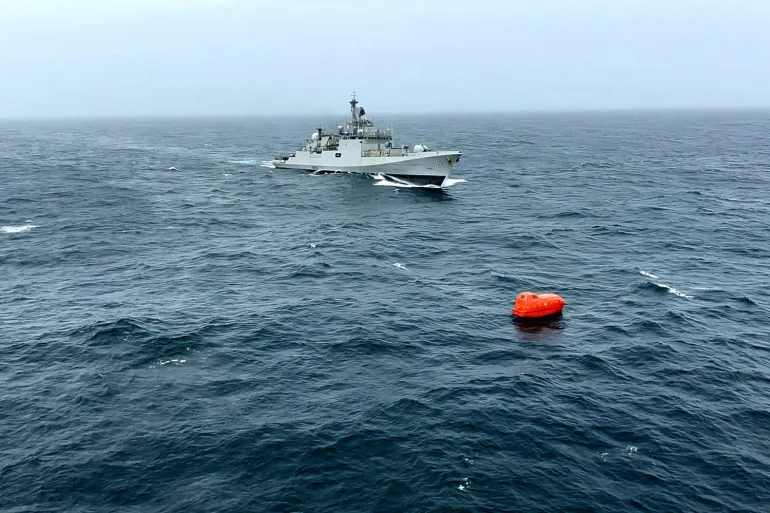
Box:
361;148;405;157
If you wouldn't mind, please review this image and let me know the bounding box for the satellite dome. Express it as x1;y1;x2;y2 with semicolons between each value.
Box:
311;132;320;141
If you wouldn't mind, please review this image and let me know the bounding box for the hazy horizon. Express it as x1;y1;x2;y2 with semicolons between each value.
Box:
1;0;769;118
3;105;770;122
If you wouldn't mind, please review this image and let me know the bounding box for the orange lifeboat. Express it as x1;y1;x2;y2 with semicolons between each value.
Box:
511;292;564;319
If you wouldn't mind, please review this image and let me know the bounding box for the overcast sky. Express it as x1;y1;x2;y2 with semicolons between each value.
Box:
1;0;769;117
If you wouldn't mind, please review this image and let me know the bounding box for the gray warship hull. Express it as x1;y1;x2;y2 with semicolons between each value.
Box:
273;150;461;186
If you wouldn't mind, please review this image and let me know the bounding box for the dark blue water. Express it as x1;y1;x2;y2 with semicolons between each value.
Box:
2;111;770;512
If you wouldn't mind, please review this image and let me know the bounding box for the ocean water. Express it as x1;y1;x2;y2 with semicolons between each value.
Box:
2;110;770;512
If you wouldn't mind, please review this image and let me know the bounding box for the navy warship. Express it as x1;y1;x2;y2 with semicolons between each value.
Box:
272;93;462;186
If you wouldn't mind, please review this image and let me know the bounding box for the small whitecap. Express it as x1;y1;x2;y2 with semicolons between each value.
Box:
168;166;178;171
159;359;187;366
393;262;407;270
457;477;471;491
659;283;694;299
310;243;317;248
640;270;693;299
2;224;36;234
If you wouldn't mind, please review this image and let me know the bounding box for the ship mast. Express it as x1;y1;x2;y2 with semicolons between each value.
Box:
350;92;359;129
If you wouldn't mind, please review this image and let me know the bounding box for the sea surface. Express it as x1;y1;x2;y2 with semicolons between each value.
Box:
2;110;770;512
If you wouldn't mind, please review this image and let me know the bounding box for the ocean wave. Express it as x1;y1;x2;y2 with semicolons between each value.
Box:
636;270;694;299
570;160;615;170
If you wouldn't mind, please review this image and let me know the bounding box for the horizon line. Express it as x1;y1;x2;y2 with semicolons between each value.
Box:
1;104;769;121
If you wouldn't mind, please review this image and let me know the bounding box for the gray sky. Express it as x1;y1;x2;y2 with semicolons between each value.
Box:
1;0;769;117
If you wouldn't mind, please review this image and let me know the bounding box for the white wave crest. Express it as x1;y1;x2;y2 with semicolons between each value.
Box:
373;173;467;189
659;283;694;299
639;269;693;299
393;262;407;270
2;224;36;234
374;180;433;188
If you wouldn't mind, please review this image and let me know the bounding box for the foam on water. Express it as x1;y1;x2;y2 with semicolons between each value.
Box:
373;173;467;188
2;224;36;234
640;270;694;299
159;358;186;366
374;180;439;188
658;283;694;299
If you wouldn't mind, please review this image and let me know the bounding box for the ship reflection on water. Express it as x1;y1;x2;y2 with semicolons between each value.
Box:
511;313;566;334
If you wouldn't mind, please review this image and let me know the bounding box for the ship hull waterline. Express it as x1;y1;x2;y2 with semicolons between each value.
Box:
272;151;462;187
